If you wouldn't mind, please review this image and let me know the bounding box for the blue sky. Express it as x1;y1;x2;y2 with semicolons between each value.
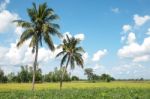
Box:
0;0;150;79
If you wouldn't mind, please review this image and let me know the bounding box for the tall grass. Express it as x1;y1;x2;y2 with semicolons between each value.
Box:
0;81;150;99
0;88;150;99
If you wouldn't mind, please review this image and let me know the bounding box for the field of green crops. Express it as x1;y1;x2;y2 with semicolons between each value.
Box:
0;81;150;99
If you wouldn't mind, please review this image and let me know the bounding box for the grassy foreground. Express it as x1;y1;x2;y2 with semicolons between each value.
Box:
0;81;150;99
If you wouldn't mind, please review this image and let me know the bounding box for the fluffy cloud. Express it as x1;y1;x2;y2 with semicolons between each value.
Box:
74;33;85;40
92;49;107;61
119;14;150;62
118;32;150;62
0;39;62;66
133;14;150;26
122;24;132;32
0;0;21;35
111;8;120;13
15;27;24;35
63;32;85;41
127;32;136;44
0;10;18;33
133;55;150;62
82;52;88;62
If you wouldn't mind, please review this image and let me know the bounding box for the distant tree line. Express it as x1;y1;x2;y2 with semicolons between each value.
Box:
0;65;79;83
116;78;144;81
84;68;115;82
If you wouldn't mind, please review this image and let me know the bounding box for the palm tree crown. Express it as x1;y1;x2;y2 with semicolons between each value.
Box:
56;35;84;69
14;2;61;52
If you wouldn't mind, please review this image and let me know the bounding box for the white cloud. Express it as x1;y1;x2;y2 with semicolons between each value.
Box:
145;28;150;35
127;32;136;44
0;10;18;33
93;64;100;70
15;27;24;35
0;0;9;11
75;33;85;40
63;32;85;41
118;32;150;62
0;0;22;36
133;55;150;62
133;14;150;26
0;39;62;66
82;52;88;62
122;24;132;32
111;8;120;13
92;49;107;61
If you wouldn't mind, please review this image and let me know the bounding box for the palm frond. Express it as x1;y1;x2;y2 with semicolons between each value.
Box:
46;14;59;21
74;53;84;68
13;20;32;28
56;51;65;58
75;47;85;53
43;33;55;51
70;57;75;69
48;26;62;38
32;2;38;14
29;36;36;47
51;23;60;29
17;28;34;47
60;53;68;67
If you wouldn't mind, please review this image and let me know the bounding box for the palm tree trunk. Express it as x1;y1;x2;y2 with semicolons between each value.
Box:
32;42;38;91
60;56;70;90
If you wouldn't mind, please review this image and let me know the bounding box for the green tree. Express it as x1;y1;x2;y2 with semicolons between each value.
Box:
92;74;99;81
28;66;43;83
71;76;79;81
84;68;93;81
0;68;8;83
7;72;15;82
44;72;53;82
18;66;30;83
56;35;84;90
14;3;61;91
100;74;115;82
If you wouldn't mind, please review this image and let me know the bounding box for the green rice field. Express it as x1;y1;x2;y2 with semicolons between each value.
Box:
0;81;150;99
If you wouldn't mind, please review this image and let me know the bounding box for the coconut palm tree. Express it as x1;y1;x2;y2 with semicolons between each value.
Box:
13;3;61;91
56;35;84;90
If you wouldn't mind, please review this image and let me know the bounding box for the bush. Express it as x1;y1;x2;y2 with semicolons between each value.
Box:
71;76;79;81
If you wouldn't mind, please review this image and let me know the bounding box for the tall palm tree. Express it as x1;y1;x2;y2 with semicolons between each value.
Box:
56;35;84;90
14;3;61;91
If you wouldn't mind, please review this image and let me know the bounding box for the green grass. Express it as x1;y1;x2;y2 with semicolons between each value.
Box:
0;81;150;99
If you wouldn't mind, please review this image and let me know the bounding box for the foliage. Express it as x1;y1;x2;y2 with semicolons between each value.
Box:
0;66;72;83
71;76;79;81
100;74;115;82
84;68;93;80
43;67;71;82
0;68;8;83
0;87;150;99
84;68;115;82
